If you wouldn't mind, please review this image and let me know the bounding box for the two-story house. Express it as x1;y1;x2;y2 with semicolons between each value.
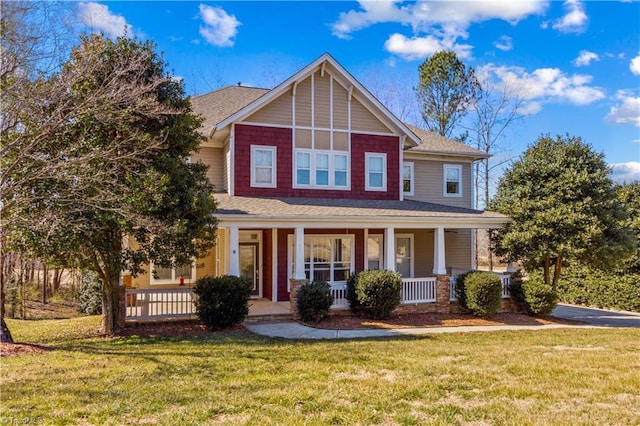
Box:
124;53;508;318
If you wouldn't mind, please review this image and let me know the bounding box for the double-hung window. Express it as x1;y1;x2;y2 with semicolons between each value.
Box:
251;145;276;188
365;153;386;191
294;150;349;189
403;162;414;196
151;262;195;285
443;164;462;197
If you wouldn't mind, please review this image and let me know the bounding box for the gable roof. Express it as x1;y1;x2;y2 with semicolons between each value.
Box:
406;125;489;160
191;86;268;138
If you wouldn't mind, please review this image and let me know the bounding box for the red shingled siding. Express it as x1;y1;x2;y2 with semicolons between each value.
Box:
234;124;400;200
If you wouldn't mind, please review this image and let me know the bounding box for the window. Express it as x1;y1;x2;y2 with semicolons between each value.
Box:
294;149;349;189
151;262;195;284
288;235;354;285
251;145;276;188
366;153;386;191
367;235;383;270
395;235;413;278
403;162;414;196
444;164;462;197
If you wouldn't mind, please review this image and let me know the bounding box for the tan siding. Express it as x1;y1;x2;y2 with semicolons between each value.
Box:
333;81;349;130
217;229;227;275
334;131;348;151
315;130;330;150
445;229;472;270
196;247;217;278
314;71;331;128
406;159;473;208
244;91;292;125
295;129;312;149
411;229;434;277
351;98;390;133
191;147;224;191
295;76;312;126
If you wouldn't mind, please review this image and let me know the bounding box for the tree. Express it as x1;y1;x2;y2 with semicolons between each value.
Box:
2;34;218;335
416;50;481;139
489;134;634;289
616;182;640;274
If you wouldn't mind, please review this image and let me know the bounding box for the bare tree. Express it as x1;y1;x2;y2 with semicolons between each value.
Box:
361;68;423;127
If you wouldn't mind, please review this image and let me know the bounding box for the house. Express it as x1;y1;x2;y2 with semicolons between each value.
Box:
123;53;509;320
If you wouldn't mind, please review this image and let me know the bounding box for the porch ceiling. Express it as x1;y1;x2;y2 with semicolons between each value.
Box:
213;195;509;229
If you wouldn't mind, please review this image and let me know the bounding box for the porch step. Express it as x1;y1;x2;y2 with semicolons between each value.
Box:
244;313;294;323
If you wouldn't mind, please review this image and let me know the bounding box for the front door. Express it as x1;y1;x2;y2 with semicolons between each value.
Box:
240;243;260;297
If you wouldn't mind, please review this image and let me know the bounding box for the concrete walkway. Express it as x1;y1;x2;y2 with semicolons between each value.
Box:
552;303;640;328
244;304;640;340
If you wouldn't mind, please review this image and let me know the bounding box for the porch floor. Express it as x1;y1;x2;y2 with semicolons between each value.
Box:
248;299;290;317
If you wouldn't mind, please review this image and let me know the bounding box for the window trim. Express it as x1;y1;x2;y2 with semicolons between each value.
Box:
366;234;384;270
150;261;196;285
402;162;414;196
365;152;387;191
250;145;277;188
443;164;462;198
293;149;350;190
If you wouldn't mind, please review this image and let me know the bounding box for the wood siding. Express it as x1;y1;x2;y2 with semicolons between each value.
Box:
351;98;389;134
244;90;292;125
405;159;473;208
445;229;472;271
191;146;225;191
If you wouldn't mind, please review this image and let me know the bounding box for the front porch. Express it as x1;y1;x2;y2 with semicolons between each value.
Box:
123;273;512;322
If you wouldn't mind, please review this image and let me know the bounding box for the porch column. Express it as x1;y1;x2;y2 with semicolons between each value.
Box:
384;226;395;271
433;227;447;275
272;227;278;302
229;225;240;277
294;226;305;280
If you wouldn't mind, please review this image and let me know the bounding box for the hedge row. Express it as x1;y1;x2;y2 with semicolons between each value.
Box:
557;267;640;312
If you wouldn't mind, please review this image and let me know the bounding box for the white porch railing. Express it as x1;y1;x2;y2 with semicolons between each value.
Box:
125;288;197;321
330;283;349;309
448;271;511;301
401;277;437;304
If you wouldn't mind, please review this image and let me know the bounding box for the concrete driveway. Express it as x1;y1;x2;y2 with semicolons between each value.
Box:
553;303;640;328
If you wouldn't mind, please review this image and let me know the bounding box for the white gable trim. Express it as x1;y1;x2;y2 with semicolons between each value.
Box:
216;53;421;147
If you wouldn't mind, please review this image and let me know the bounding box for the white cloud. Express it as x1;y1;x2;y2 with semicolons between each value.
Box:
610;162;640;184
574;50;599;67
479;64;605;108
630;53;640;75
384;33;473;60
605;94;640;127
198;4;240;47
552;0;588;34
332;0;547;59
494;35;513;52
77;2;131;38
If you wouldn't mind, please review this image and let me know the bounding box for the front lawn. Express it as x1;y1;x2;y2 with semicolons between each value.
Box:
2;316;639;425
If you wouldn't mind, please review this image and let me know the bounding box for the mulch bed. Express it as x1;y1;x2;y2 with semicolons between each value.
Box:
0;342;50;357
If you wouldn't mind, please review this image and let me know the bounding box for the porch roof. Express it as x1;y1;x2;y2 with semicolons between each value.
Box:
213;195;509;229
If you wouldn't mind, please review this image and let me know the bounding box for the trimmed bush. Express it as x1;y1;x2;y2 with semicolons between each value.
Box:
454;271;475;310
463;272;502;318
79;270;102;315
353;269;402;319
510;273;558;316
346;271;362;313
194;275;252;330
296;281;334;323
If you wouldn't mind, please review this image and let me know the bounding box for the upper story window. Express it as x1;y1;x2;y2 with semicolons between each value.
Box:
365;153;386;191
294;149;349;189
402;162;414;196
251;145;276;188
444;164;462;197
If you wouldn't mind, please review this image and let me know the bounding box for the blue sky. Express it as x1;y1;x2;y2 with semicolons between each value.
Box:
75;1;639;184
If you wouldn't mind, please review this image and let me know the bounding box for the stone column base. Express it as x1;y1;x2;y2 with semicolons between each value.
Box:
435;275;451;314
289;279;308;320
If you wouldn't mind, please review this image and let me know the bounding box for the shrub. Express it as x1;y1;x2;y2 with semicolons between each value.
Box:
79;270;102;315
296;281;334;323
193;275;252;330
510;273;558;316
346;271;362;313
353;269;402;319
463;272;502;318
454;271;476;310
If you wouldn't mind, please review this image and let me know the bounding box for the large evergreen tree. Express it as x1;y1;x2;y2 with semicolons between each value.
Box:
415;50;481;139
2;34;217;334
489;134;633;288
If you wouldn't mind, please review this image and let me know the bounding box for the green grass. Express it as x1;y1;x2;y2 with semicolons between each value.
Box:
2;317;640;425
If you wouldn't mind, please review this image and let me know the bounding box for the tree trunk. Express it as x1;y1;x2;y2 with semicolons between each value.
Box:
0;316;13;343
53;268;62;291
552;254;562;291
101;273;121;335
42;264;48;304
543;257;550;285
